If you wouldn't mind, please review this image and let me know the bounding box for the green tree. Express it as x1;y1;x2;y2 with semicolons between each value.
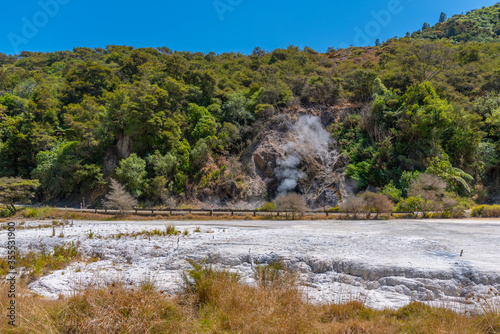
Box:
381;181;402;203
221;91;255;126
147;151;177;178
191;139;210;170
439;12;447;23
115;154;148;198
61;61;117;104
425;155;473;193
176;139;191;173
32;141;104;200
0;177;39;213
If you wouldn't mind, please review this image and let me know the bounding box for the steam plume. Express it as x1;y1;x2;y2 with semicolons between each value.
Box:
276;115;333;194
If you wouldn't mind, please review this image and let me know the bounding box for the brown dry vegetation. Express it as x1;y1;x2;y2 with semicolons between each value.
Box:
1;264;498;334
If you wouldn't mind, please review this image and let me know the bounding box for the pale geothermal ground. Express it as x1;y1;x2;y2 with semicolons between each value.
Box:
2;218;500;311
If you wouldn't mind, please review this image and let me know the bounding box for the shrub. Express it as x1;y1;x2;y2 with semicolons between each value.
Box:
451;205;467;218
429;211;452;218
396;196;424;212
381;181;402;203
103;179;138;213
0;177;40;214
20;207;52;218
259;202;277;211
339;196;366;218
359;192;394;217
0;206;14;218
471;205;500;217
274;193;307;219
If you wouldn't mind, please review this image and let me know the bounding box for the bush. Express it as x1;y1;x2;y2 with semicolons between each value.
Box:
396;196;424;212
339;196;366;218
259;202;277;211
471;204;500;217
359;192;394;217
328;206;340;212
20;207;52;218
429;212;452;218
0;206;14;218
274;193;307;218
451;206;466;218
103;179;138;213
408;174;446;210
381;181;402;203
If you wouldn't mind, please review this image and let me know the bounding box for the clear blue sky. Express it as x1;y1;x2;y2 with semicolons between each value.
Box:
1;0;498;55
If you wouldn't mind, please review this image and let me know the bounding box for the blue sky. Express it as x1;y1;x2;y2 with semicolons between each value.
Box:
1;0;498;55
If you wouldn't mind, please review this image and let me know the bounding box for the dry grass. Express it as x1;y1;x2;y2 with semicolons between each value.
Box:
1;264;498;333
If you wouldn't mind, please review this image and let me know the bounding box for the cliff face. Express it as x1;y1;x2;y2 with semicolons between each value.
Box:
242;109;351;209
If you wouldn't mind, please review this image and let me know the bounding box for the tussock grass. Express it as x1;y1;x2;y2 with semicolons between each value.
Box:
1;263;497;333
108;225;182;239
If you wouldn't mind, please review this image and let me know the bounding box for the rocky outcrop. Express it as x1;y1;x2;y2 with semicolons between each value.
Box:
103;132;131;177
242;112;350;208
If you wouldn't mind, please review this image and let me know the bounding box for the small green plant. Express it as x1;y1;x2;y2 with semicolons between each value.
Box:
259;202;277;211
88;230;94;238
183;229;189;236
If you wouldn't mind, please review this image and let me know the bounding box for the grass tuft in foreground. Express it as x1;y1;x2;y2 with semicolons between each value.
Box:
0;263;498;333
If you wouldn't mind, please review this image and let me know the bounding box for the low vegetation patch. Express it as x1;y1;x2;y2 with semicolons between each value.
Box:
471;204;500;217
108;225;182;239
0;242;92;281
0;263;498;333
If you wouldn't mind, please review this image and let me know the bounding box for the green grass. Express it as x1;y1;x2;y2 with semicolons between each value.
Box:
0;242;89;280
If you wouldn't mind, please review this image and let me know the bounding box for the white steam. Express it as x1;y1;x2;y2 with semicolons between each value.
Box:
276;115;333;194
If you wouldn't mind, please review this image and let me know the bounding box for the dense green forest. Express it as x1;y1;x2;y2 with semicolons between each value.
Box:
1;3;500;207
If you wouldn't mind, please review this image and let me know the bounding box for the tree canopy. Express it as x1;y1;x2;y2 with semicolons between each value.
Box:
1;4;500;206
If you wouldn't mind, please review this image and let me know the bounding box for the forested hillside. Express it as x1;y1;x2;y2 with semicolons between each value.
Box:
413;3;500;43
2;3;500;207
